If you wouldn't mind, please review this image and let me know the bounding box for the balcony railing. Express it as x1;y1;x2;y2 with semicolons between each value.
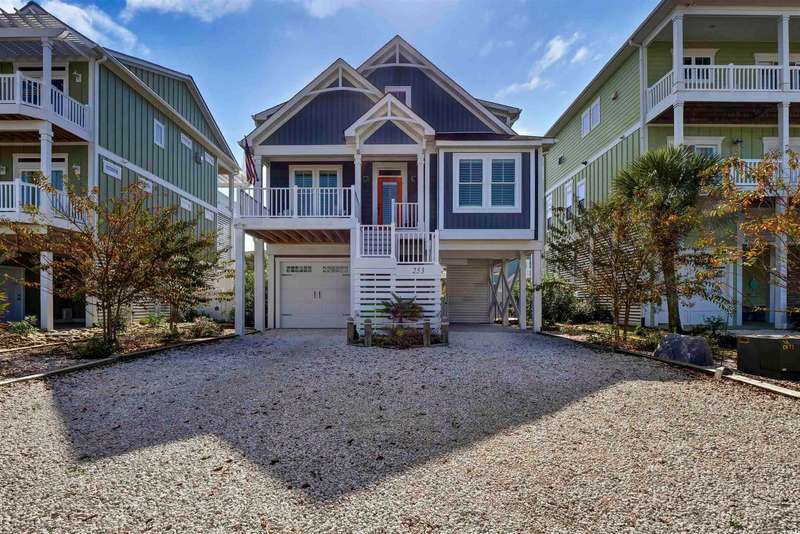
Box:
0;179;84;223
0;73;89;131
730;159;800;188
237;186;355;218
391;200;420;230
357;224;438;264
648;65;792;111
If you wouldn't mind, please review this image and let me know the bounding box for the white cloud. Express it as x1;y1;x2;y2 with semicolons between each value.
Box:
288;0;361;18
571;46;589;64
121;0;252;22
0;0;23;10
42;0;149;55
496;32;581;98
478;39;514;58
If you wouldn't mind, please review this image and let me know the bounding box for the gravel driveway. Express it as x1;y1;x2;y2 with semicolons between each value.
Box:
1;328;798;533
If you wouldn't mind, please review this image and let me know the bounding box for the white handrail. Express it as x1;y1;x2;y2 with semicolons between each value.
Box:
237;186;354;218
359;224;393;257
392;201;419;229
19;74;42;107
791;66;800;91
0;180;15;211
395;230;437;264
647;70;673;110
50;188;84;222
0;74;15;103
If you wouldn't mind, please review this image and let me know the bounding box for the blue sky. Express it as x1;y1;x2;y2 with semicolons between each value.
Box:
6;0;659;159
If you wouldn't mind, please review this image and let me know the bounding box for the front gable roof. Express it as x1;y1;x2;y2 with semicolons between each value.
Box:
245;59;383;147
345;93;434;146
358;36;516;136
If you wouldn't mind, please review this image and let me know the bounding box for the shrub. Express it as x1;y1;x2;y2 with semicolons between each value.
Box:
374;326;424;349
140;312;165;328
540;273;576;325
75;336;120;359
569;300;595;324
187;316;222;338
8;315;39;336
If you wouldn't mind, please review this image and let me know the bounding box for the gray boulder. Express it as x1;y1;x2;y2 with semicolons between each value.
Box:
653;333;714;366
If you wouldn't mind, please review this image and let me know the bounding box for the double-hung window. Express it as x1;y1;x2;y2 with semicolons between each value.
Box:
576;180;586;213
154;119;165;148
546;194;553;229
564;182;573;221
581;99;601;137
453;153;522;212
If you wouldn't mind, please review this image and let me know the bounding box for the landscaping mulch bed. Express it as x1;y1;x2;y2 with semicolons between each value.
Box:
547;322;800;394
0;324;234;380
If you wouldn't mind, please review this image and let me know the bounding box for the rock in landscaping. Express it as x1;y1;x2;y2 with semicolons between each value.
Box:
653;333;714;366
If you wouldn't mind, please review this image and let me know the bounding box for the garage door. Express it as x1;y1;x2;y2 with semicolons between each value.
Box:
279;260;350;328
445;260;490;323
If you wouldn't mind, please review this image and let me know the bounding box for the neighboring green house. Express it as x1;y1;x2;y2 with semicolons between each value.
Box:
0;2;239;329
544;0;800;330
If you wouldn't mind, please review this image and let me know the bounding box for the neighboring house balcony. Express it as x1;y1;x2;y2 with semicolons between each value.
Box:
0;71;90;139
0;178;84;230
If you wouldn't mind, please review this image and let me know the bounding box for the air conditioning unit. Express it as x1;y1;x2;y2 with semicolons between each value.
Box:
738;335;800;380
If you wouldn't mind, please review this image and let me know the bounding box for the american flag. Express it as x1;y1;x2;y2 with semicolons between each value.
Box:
243;139;258;185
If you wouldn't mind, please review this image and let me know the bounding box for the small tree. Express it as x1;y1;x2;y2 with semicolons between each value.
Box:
546;200;661;347
614;146;720;332
709;151;800;318
3;173;218;347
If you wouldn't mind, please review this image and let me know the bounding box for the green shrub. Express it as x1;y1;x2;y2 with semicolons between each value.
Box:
8;315;39;336
569;300;595;324
540;273;576;325
140;312;165;328
75;336;120;359
187;316;222;338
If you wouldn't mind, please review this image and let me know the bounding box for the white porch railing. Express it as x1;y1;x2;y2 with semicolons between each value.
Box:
0;73;89;131
237;186;355;218
791;66;800;91
0;179;83;222
358;224;438;264
730;158;800;188
647;70;673;110
391;200;419;230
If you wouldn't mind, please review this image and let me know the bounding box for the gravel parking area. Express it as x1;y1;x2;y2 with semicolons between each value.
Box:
1;328;798;533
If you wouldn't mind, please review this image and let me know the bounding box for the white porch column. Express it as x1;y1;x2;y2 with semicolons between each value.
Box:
254;238;265;332
39;251;54;331
532;250;542;333
780;15;791;92
417;150;425;230
776;102;790;329
673;101;685;146
234;226;246;336
354;152;362;221
41;38;52;113
39;124;53;217
85;297;97;328
255;157;264;216
518;251;528;330
672;14;684;91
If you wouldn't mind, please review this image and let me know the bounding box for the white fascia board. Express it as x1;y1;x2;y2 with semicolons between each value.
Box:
253;144;355;157
345;93;434;138
439;237;541;251
359;144;421;155
238;217;355;231
245;59;383;147
0;28;64;39
435;140;553;148
439;229;536;240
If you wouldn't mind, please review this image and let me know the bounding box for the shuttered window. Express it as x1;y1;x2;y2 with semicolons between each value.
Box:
491;159;515;207
458;159;483;207
319;171;338;188
293;171;313;187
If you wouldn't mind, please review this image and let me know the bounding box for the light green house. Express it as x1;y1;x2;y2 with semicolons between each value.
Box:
0;2;239;329
544;0;800;330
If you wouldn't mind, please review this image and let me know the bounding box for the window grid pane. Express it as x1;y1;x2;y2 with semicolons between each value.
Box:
319;171;338;188
459;159;483;207
294;171;313;188
491;159;515;206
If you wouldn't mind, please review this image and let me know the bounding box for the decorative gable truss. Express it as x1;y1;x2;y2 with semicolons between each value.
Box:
345;94;434;152
358;36;517;136
246;59;384;148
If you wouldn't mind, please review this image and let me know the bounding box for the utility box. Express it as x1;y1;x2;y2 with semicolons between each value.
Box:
737;335;800;380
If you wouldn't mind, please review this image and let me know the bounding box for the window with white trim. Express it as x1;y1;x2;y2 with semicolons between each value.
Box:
154;119;165;148
576;179;586;213
564;182;573;221
453;153;522;212
546;193;553;228
385;85;411;107
204;151;215;165
180;132;192;149
581;98;601;137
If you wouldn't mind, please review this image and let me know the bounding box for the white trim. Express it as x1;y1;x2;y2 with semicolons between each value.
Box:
753;52;800;64
180;132;192;149
576;178;586;212
345;93;434;140
180;198;192;211
581;98;601;137
102;158;121;179
546;122;640;195
254;144;355;157
452;152;522;213
564;181;573;220
97;145;217;213
439;229;536;240
153;118;165;149
762;136;800;152
204;150;215;165
287;164;344;188
667;135;724;151
371;161;408;224
435;139;552;147
138;176;153;193
384;85;411;107
545;193;553;227
13;153;68;187
681;48;719;63
274;256;351;329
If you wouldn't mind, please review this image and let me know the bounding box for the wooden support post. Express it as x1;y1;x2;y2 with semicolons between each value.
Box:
364;319;373;347
423;319;431;346
347;317;355;344
441;321;449;345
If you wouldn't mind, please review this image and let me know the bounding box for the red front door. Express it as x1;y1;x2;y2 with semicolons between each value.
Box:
377;176;403;225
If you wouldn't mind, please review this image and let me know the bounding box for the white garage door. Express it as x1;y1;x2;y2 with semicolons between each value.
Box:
445;260;490;323
279;260;350;328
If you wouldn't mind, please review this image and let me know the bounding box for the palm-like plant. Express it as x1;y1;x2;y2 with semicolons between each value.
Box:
614;145;719;333
379;292;423;326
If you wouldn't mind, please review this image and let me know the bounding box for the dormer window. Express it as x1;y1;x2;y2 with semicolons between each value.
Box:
385;86;411;107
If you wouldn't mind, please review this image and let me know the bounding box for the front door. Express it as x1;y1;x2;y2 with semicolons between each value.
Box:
377;176;402;225
0;267;24;322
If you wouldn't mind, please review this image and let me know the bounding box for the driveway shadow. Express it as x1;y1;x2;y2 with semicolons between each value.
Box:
49;329;686;502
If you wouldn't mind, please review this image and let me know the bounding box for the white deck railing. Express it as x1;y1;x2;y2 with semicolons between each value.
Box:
729;159;800;188
791;66;800;91
237;186;355;218
391;200;419;229
0;73;89;131
358;224;438;264
0;179;83;222
647;70;673;110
